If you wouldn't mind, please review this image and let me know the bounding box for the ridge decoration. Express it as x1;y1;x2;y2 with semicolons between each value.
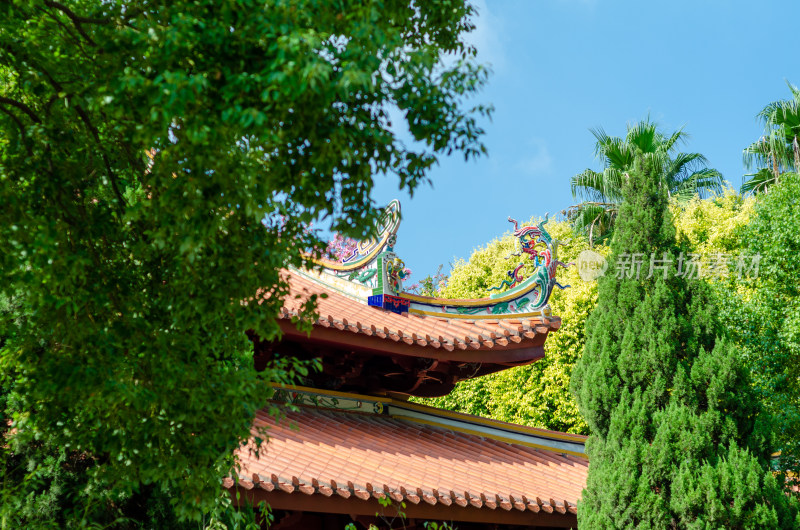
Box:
298;202;570;319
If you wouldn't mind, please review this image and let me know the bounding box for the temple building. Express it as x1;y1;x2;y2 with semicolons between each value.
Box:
225;201;588;529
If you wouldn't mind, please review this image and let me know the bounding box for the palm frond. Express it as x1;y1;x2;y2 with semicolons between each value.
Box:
689;168;724;196
787;80;800;101
572;118;719;235
671;168;724;203
604;146;633;171
751;81;800;175
591;127;632;170
665;152;715;189
741;168;779;194
743;138;770;172
662;125;689;152
589;126;611;155
757;101;786;127
600;168;624;203
571;169;607;202
571;168;624;203
566;202;618;246
626;119;659;154
671;151;710;169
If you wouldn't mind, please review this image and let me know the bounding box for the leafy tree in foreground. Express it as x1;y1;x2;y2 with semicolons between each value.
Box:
568;119;723;245
671;186;800;491
0;0;488;524
417;220;603;434
742;81;800;194
738;172;800;487
570;157;797;528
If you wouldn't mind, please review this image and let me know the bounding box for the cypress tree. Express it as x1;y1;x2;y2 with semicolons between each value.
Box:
570;156;798;528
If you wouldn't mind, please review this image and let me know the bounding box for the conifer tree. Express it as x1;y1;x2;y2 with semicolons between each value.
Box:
570;156;798;528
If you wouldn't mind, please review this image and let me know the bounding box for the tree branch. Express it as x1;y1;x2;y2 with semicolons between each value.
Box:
43;1;108;25
0;104;26;131
43;1;101;46
36;5;95;57
0;106;35;157
43;94;59;117
3;44;127;214
0;96;41;123
72;104;127;213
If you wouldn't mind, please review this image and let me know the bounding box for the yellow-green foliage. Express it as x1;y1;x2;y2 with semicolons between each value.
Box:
670;188;756;317
670;188;755;256
416;220;607;434
418;198;756;436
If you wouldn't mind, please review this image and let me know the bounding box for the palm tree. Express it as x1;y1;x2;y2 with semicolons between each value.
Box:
742;81;800;194
568;118;723;245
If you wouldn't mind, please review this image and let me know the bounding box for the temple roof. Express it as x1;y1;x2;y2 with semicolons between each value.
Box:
251;200;568;396
279;270;561;362
232;203;585;525
312;200;570;322
227;386;587;528
256;269;561;396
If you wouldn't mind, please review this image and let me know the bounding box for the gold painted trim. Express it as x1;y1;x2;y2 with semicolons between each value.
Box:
392;401;585;443
270;384;582;446
309;200;401;272
313;243;385;272
409;308;552;320
398;416;585;458
402;278;539;306
292;267;371;302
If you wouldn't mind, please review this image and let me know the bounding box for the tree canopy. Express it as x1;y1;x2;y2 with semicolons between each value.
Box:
570;157;796;528
0;0;489;524
742;81;800;194
737;172;800;483
568;119;723;245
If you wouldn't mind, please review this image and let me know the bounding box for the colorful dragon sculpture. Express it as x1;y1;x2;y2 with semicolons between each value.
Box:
489;214;571;307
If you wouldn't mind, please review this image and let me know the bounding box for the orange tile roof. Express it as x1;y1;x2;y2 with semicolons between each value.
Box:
228;389;588;519
277;271;561;360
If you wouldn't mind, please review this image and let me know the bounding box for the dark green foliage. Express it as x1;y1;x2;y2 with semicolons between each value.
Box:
571;157;797;528
0;0;488;524
1;443;195;529
737;171;800;486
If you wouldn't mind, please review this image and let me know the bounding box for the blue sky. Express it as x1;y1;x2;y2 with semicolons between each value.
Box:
371;0;800;279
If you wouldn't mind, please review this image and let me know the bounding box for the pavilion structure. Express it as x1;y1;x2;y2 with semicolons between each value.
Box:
225;201;588;529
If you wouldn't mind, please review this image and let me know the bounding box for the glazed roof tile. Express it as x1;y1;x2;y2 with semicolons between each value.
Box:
276;271;561;356
228;389;587;516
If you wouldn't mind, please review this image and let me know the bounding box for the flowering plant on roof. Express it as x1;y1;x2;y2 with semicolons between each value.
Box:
407;265;447;296
326;233;360;263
